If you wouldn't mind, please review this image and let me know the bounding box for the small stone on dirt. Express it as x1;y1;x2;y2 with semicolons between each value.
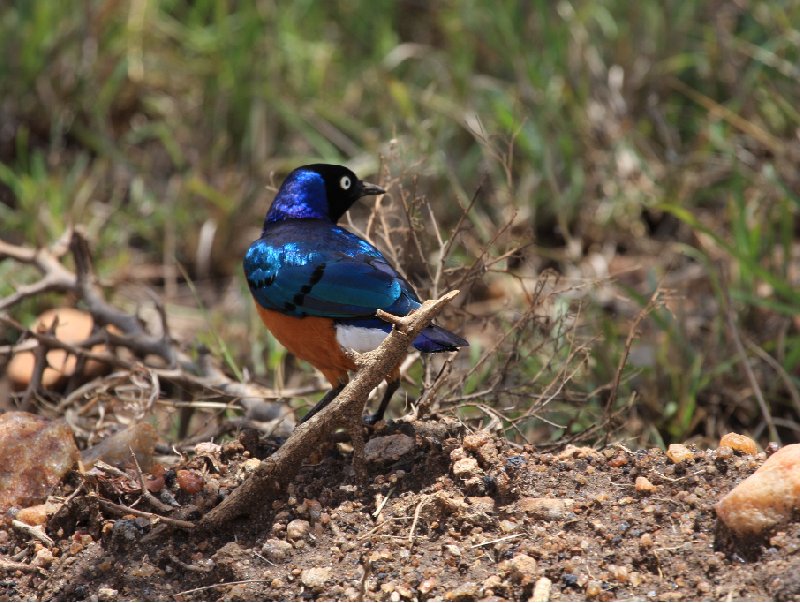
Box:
452;457;482;479
240;457;261;474
586;579;603;597
419;577;436;595
444;582;478;601
300;566;331;589
531;576;552;602
483;575;503;591
558;445;601;460
97;587;119;602
33;547;54;567
443;543;462;558
635;476;657;492
0;412;79;512
463;431;491;452
666;443;694;464
466;496;495;513
262;538;294;562
364;434;415;463
716;443;800;535
518;497;574;520
177;469;204;494
16;502;53;526
501;553;537;585
719;432;758;456
286;518;310;541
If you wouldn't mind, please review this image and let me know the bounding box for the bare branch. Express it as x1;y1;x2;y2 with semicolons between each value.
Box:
198;290;460;530
0;229;176;366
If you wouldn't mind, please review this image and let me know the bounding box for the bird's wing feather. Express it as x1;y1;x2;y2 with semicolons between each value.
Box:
244;224;417;318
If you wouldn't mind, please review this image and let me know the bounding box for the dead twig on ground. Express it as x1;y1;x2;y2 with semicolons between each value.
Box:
0;557;46;575
198;290;460;530
0;229;176;366
98;499;195;530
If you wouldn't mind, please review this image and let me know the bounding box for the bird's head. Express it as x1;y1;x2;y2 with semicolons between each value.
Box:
264;164;385;226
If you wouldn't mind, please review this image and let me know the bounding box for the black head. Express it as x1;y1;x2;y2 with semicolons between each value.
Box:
264;164;385;225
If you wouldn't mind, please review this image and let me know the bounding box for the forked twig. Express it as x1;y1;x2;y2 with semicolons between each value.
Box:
198;290;460;530
0;229;176;366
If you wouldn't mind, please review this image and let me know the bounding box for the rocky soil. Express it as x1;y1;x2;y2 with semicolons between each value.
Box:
2;420;799;602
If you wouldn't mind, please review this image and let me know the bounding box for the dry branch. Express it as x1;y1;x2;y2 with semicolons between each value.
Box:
0;229;176;366
198;290;460;529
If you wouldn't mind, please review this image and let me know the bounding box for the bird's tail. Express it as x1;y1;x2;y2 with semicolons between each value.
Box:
413;324;468;353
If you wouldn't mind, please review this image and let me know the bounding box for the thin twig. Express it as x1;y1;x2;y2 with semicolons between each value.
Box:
407;495;433;544
746;338;800;418
372;487;395;519
175;579;272;597
130;447;174;514
602;288;662;445
0;557;46;575
11;520;54;547
469;533;524;549
199;291;461;529
98;499;195;530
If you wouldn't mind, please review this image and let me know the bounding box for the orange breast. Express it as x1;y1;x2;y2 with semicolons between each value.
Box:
255;306;356;386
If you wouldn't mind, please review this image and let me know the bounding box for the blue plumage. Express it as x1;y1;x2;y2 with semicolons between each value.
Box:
245;164;467;424
244;218;465;352
245;166;467;352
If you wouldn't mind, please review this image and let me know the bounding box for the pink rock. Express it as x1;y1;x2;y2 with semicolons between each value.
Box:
0;412;79;511
716;443;800;535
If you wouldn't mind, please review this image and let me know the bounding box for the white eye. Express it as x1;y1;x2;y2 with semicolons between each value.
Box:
339;176;352;190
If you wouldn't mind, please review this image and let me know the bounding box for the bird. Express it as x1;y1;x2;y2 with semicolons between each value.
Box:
243;164;468;424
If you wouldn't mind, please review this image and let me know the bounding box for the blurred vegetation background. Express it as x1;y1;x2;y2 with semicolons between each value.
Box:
1;0;798;447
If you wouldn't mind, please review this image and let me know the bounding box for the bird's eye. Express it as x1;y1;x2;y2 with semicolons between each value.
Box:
339;176;351;190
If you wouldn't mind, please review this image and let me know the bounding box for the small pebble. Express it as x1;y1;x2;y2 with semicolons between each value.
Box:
240;458;261;473
716;443;800;535
609;564;629;583
517;497;573;520
586;579;602;597
716;446;733;460
176;469;204;494
719;433;757;456
262;538;294;562
463;431;491;451
483;575;502;591
286;519;310;541
300;566;331;590
419;577;436;595
531;577;552;602
452;457;482;478
635;476;657;492
608;453;628;467
667;444;694;463
503;553;536;585
444;582;478;601
443;544;461;558
33;548;53;567
97;587;119;602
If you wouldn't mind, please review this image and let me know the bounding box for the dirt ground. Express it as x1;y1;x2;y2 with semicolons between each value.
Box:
2;420;798;602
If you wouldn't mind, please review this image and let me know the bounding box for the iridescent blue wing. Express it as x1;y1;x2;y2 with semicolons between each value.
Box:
244;221;419;318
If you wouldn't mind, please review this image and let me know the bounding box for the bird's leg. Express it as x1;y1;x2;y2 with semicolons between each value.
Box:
364;378;400;425
299;383;345;424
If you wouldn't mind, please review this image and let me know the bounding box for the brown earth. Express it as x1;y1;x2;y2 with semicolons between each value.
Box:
2;421;799;602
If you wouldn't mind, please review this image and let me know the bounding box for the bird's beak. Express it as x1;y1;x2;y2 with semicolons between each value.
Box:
360;181;385;196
